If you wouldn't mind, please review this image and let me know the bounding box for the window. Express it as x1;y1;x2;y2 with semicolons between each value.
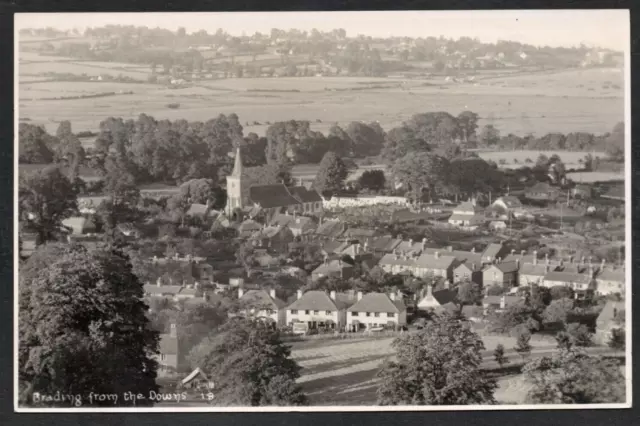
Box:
387;312;395;318
352;312;359;317
366;312;371;317
305;310;310;315
313;310;319;315
374;312;380;318
291;310;298;315
325;310;332;315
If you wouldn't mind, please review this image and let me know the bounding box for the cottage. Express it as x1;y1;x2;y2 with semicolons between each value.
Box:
315;218;346;240
346;292;407;331
482;260;519;290
492;196;523;213
453;261;483;286
489;220;508;231
542;269;595;298
311;258;354;281
378;251;417;275
482;294;521;314
237;288;287;327
518;262;552;287
481;243;510;264
249;225;294;252
414;251;458;281
285;290;354;330
269;213;317;237
61;216;97;236
594;300;625;345
416;284;458;313
525;182;560;202
288;186;324;214
237;219;263;238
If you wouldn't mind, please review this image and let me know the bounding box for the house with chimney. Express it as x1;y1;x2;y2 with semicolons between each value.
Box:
237;288;287;327
311;258;355;281
285;290;355;330
413;251;458;281
482;260;519;290
481;243;510;264
491;196;523;215
314;218;347;240
453;261;483;286
236;218;263;238
156;323;180;377
287;186;324;214
269;212;317;237
416;284;458;313
482;294;522;314
542;266;595;299
249;225;294;252
378;251;419;275
525;182;560;203
447;200;485;229
346;291;407;331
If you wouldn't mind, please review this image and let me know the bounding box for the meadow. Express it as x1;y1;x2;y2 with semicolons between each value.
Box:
18;49;624;136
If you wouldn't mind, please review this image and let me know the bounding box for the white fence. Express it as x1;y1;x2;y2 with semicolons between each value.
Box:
323;195;409;210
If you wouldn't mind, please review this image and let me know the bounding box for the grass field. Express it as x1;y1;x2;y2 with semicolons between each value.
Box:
290;333;556;405
18;50;624;136
566;171;625;182
475;150;603;169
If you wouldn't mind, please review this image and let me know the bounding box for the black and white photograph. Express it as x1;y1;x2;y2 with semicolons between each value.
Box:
15;10;630;411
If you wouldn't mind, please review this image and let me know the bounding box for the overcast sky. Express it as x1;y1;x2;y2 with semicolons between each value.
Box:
16;10;629;50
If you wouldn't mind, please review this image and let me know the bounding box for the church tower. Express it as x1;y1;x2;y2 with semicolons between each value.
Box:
226;147;246;215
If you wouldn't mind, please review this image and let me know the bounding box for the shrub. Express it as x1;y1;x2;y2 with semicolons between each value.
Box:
525;158;533;163
166;103;180;109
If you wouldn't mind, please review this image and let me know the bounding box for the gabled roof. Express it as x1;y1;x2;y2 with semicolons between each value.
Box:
347;293;406;313
288;186;322;203
596;268;625;282
526;182;557;193
419;288;457;306
287;290;347;311
321;240;346;254
186;203;211;217
448;213;485;223
597;300;624;325
484;261;519;274
364;236;402;252
250;225;290;240
249;184;301;209
237;219;262;235
415;253;457;270
342;228;381;239
519;263;551;276
455;261;482;272
394;240;426;254
454;201;481;213
270;213;315;230
379;253;417;267
482;243;505;260
61;216;96;232
315;219;345;238
421;247;483;264
240;289;286;309
495;196;522;208
312;259;354;275
159;334;178;355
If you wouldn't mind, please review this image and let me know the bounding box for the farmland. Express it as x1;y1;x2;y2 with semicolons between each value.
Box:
18;48;624;136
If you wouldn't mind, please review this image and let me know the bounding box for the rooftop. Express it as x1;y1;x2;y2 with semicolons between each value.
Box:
288;186;322;203
347;293;406;313
240;289;287;310
249;184;301;209
287;290;352;311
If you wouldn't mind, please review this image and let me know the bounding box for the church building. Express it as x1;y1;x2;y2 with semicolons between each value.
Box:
225;148;323;219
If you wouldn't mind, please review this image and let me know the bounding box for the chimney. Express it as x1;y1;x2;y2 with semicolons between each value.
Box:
330;290;336;300
390;292;396;301
497;257;501;264
238;288;244;298
581;256;586;266
545;254;549;265
269;289;276;299
447;246;453;252
153;255;158;264
472;262;476;271
601;258;606;269
156;276;162;287
545;264;550;273
434;251;440;259
427;285;433;298
588;256;593;267
409;238;413;247
533;250;538;265
169;323;177;338
357;291;363;301
521;250;525;256
500;296;506;310
297;290;303;300
444;280;450;290
357;243;361;254
516;259;520;269
569;255;574;263
471;247;476;253
511;249;516;255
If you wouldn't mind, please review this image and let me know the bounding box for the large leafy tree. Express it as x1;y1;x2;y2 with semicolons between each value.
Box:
376;312;497;405
523;348;625;404
392;152;449;202
358;169;386;192
188;318;307;406
457;111;479;143
18;244;159;407
19;166;78;244
313;151;348;196
18;123;56;164
605;121;624;162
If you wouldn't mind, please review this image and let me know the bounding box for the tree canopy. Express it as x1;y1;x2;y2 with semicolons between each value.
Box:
313;151;349;196
376;312;497;405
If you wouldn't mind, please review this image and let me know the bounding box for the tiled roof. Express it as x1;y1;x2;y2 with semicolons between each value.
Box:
159;334;178;355
520;263;551;276
287;291;343;311
455;261;482;272
321;240;346;254
481;243;504;260
421;247;482;264
395;240;427;254
61;216;96;232
250;225;288;240
419;288;457;306
454;201;481;213
496;196;523;208
342;228;381;239
270;213;315;230
288;186;322;203
379;253;418;267
237;219;262;236
240;289;286;309
312;259;354;275
415;253;457;269
485;261;520;274
249;184;301;209
347;293;406;313
543;271;592;284
315;219;345;238
448;213;485;223
596;269;625;282
364;236;401;252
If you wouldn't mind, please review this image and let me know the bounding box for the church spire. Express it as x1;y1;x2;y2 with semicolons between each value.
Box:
232;147;243;177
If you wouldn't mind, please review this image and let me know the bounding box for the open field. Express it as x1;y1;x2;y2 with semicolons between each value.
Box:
475;150;603;169
566;171;625;183
291;333;556;405
18;53;624;135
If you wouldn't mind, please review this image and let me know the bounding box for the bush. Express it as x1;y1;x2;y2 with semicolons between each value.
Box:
166;103;180;109
525;158;533;163
608;328;625;350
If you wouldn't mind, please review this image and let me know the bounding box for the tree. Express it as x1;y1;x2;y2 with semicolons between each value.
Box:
392;152;449;203
493;343;509;368
523;348;625;404
376;312;497;405
179;178;218;205
457;280;482;306
18;245;159;407
543;298;574;326
313;151;348;196
358;169;386;192
549;285;575;300
605;122;624;162
514;329;532;362
564;323;593;348
608;328;625;350
479;124;500;146
19;166;78;244
188;318;307;406
457;111;479;143
19;123;56;164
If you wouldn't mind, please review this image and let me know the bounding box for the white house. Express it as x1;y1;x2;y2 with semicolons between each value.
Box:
491;196;523;214
346;292;407;331
448;200;485;229
595;267;625;296
416;284;458;313
285;290;353;330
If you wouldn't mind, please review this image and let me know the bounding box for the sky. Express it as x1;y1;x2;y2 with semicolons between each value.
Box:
16;10;629;51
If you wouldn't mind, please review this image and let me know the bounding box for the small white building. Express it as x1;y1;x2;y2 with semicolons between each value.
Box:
285;290;352;330
346;292;407;331
595;266;625;296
